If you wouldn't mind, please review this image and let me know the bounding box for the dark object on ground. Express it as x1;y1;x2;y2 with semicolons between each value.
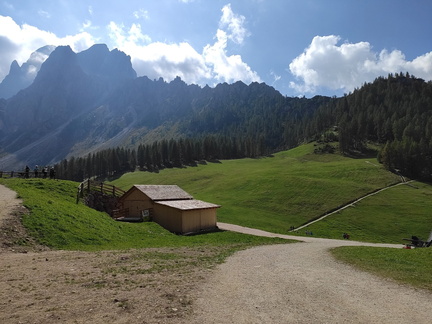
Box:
403;235;432;248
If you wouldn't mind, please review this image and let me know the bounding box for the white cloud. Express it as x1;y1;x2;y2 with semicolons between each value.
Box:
0;15;96;81
0;4;260;88
133;42;211;83
108;21;209;83
133;9;149;20
201;4;260;84
108;5;260;86
82;19;92;29
219;4;249;44
38;10;51;19
270;71;281;84
203;29;260;84
289;35;432;94
108;21;151;46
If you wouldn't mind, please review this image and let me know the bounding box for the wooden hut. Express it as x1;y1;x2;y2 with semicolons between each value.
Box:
116;185;220;234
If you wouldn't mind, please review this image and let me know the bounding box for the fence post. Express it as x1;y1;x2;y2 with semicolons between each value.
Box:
11;171;14;178
0;171;2;178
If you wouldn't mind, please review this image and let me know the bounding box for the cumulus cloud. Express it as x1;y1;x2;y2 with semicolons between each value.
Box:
107;21;210;83
289;35;432;94
219;3;249;44
202;4;260;84
203;29;260;84
0;4;260;87
108;4;260;85
0;15;96;81
133;42;210;83
108;21;151;46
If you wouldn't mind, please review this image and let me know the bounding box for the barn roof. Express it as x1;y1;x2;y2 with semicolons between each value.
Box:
155;199;221;211
132;185;193;201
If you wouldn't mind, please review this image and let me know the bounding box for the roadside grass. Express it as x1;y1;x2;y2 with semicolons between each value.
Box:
110;143;401;236
331;246;432;291
0;178;289;252
302;181;432;243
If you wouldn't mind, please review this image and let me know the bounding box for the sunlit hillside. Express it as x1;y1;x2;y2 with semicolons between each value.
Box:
109;143;432;243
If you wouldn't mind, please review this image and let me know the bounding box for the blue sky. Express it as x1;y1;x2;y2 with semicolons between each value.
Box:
0;0;431;97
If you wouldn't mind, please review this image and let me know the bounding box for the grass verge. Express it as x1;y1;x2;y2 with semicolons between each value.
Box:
331;246;432;291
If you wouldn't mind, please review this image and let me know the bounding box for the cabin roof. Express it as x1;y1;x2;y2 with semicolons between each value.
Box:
132;185;193;201
155;199;221;211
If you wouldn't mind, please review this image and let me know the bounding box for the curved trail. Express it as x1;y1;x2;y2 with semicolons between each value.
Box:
183;223;432;324
1;185;431;323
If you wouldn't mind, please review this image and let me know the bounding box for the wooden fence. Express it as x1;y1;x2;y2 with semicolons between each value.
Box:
76;179;126;203
112;207;129;220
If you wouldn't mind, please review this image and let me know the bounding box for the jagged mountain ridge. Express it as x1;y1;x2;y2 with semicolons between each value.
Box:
0;44;328;170
0;44;139;168
0;45;56;99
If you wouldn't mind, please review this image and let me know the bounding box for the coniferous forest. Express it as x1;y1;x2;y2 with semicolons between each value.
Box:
311;73;432;179
54;73;432;182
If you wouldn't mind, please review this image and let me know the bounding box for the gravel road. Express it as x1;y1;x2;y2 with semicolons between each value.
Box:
184;223;432;324
1;185;431;323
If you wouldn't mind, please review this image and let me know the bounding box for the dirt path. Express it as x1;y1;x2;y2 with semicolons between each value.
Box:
0;184;22;223
184;223;432;323
1;185;431;323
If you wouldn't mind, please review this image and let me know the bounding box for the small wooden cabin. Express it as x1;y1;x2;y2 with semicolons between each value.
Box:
116;185;220;234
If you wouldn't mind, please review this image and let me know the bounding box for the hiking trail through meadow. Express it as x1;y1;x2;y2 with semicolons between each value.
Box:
0;184;431;323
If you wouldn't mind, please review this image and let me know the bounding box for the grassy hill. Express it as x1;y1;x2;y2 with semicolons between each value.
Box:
0;178;287;251
110;143;432;244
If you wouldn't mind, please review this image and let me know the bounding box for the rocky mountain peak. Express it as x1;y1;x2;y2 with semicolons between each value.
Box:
77;44;137;81
0;45;55;99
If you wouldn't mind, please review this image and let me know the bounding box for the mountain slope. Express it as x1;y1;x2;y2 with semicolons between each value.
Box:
2;43;431;177
0;44;138;168
0;45;55;99
0;43;329;169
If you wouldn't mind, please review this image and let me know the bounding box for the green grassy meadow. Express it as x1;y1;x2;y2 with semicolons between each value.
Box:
0;178;288;252
303;181;432;243
110;143;430;243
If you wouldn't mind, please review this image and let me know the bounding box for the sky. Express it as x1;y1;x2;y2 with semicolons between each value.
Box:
0;0;431;97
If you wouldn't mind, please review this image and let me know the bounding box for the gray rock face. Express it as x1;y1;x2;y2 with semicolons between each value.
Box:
0;45;56;99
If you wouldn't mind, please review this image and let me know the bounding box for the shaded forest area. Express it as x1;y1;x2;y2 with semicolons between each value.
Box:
55;74;432;182
310;73;432;179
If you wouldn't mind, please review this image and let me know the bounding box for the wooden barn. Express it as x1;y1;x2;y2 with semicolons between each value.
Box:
115;185;220;234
